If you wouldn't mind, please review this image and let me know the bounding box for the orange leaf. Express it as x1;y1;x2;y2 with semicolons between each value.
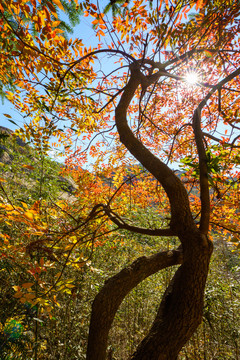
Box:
196;0;203;10
40;257;44;266
52;0;65;11
52;20;61;27
14;291;23;298
22;282;34;289
25;293;36;300
3;113;12;118
22;164;34;170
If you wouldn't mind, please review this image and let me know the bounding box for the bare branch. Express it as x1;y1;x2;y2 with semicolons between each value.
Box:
210;222;240;234
193;67;240;233
198;68;240;111
202;132;240;148
104;206;175;237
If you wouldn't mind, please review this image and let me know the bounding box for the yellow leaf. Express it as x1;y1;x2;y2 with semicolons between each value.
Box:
64;289;72;295
53;295;61;307
32;231;46;235
36;298;49;305
65;284;75;288
0;233;10;243
52;0;65;11
24;211;34;220
20;202;28;209
205;50;213;58
12;285;21;292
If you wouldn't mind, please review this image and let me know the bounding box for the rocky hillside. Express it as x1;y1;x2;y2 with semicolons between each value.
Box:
0;126;77;204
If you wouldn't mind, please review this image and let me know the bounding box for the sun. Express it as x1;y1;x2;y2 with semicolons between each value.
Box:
184;71;200;85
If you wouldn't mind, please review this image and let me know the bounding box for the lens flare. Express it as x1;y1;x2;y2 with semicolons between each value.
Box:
184;72;199;85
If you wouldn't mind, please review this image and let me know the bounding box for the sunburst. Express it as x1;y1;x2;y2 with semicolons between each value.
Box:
184;71;200;85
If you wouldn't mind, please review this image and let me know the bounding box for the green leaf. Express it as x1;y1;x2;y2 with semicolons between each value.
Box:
7;119;18;126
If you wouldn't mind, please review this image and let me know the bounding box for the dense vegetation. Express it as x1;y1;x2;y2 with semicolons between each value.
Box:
0;127;76;203
0;128;239;360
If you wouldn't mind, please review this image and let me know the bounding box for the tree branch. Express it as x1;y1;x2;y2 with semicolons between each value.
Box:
210;221;240;234
115;62;196;238
193;67;240;233
193;109;210;234
104;206;175;237
202;132;240;148
198;67;240;111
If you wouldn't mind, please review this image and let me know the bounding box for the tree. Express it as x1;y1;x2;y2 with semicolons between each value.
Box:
0;0;82;100
0;0;239;359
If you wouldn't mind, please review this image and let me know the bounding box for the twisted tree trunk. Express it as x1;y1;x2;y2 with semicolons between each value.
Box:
87;250;183;360
130;232;212;360
86;61;213;360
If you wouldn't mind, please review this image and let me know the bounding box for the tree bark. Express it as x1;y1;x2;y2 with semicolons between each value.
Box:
130;232;213;360
86;249;183;360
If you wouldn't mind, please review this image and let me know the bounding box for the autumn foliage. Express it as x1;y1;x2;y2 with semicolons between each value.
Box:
0;0;240;358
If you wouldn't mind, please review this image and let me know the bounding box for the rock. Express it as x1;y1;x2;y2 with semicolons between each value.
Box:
57;175;77;193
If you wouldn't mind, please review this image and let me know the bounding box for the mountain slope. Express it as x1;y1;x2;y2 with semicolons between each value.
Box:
0;126;76;204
